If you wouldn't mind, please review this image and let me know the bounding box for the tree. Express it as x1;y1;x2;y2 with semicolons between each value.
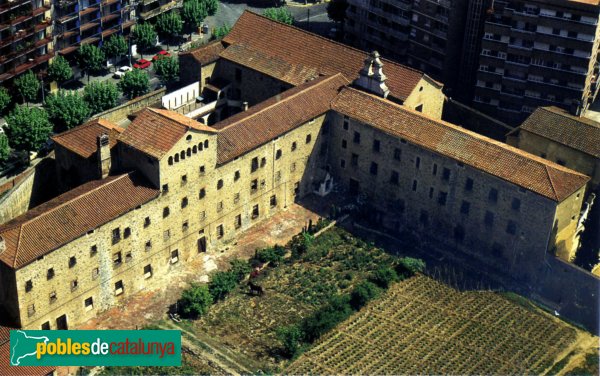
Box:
263;8;294;25
229;259;251;282
118;69;150;99
155;11;183;40
45;90;90;132
14;71;40;104
154;56;179;85
397;257;426;275
276;325;304;358
370;266;398;289
181;0;208;31
102;35;128;66
132;23;157;54
179;283;213;318
208;271;237;302
83;81;120;115
350;281;381;310
211;24;231;40
0;87;11;115
327;0;349;24
47;55;73;86
0;133;10;164
203;0;219;16
78;44;106;80
5;106;52;152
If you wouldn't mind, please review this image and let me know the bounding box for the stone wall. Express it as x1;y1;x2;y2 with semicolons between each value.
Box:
90;88;167;125
403;77;445;120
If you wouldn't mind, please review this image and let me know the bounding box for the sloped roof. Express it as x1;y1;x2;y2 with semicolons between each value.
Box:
118;108;217;159
222;11;433;101
0;326;55;376
216;74;349;164
521;106;600;158
52;118;124;158
0;172;159;269
180;40;225;65
332;88;589;202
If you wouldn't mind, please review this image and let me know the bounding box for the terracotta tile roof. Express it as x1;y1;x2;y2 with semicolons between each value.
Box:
521;106;600;158
0;172;159;269
223;11;432;101
118;108;217;159
0;326;56;376
180;40;225;65
52;118;124;158
216;74;349;164
332;88;589;202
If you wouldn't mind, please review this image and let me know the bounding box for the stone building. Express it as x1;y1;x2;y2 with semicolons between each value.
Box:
0;11;593;333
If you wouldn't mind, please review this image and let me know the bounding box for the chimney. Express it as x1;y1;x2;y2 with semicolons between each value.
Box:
242;101;248;111
97;133;111;179
354;51;390;99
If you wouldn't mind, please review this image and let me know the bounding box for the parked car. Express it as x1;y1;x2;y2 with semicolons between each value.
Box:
113;66;132;78
133;59;151;69
152;50;171;61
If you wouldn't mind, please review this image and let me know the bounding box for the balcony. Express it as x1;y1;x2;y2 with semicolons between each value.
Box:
139;0;181;20
0;49;53;82
0;0;29;14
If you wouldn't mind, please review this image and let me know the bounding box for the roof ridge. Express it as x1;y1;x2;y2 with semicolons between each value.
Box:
546;107;600;129
236;11;426;76
148;107;218;133
544;165;559;201
217;74;347;132
52;120;96;138
147;108;190;129
10;226;23;268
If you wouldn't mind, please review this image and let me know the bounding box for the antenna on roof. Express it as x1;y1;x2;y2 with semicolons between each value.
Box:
354;51;390;99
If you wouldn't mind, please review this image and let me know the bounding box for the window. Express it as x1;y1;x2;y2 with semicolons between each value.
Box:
506;220;517;235
390;171;399;185
291;162;296;172
306;134;312;144
261;157;267;167
182;220;189;232
27;304;35;317
454;225;465;242
164;229;171;241
235;68;242;82
393;148;401;161
113;251;122;266
199;165;206;175
162;184;169;194
484;211;494;227
291;142;297;151
144;264;152;278
353;131;361;144
442;168;451;181
217;201;223;212
90;245;97;256
199;188;206;199
342;139;347;149
112;228;121;245
234;192;240;203
251;157;259;172
373;139;380;152
163;207;170;218
217;179;224;190
340;159;346;168
145;240;152;251
351;153;358;166
370;162;378;175
465;178;473;191
25;280;33;292
343;120;349;130
489;188;498;203
438;191;447;205
144;216;151;228
234;170;241;181
115;280;124;296
71;279;78;291
200;211;206;221
85;297;93;310
251;179;258;192
419;210;429;225
432;164;438;175
41;322;50;330
170;250;179;264
412;180;418;191
252;204;260;219
204;140;209;148
511;198;521;211
92;267;99;280
69;256;77;268
235;214;242;229
181;175;187;185
217;224;224;238
276;149;282;159
124;227;131;239
47;268;55;280
270;195;277;207
415;104;423;112
460;201;470;215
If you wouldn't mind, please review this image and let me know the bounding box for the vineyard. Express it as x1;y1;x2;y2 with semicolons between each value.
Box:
286;274;592;375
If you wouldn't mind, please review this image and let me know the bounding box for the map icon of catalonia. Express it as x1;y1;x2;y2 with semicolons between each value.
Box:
10;330;49;365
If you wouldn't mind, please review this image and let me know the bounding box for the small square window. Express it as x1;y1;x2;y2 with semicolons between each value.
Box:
181;175;188;185
85;297;94;309
145;240;152;251
144;264;153;278
234;170;240;181
370;162;378;175
306;134;312;144
394;148;401;161
115;280;124;295
276;149;282;159
27;304;35;317
343;120;349;130
251;179;258;192
217;201;224;212
164;229;171;241
351;153;358;166
415;157;420;169
373;139;380;152
112;228;121;245
233;192;240;203
199;165;206;175
69;256;77;268
113;251;122;266
251;157;259;172
261;157;267;167
144;217;151;228
489;188;498;203
181;197;189;208
432;164;437;175
25;280;33;292
217;224;224;238
412;180;418;192
511;198;521;211
163;207;170;218
342;139;347;149
182;220;189;232
124;227;131;239
252;204;259;219
291;162;297;172
235;214;242;229
270;195;277;207
353;131;361;144
217;179;224;189
47;268;55;280
170;249;179;264
460;201;470;215
465;178;474;191
90;245;97;256
71;279;78;291
199;188;206;199
92;267;99;280
442;168;451;181
162;184;169;194
291;142;297;151
438;191;447;205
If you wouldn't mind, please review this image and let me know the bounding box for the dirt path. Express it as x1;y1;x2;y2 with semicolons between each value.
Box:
551;331;599;376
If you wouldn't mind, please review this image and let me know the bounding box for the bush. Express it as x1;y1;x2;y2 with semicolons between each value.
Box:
350;281;381;310
397;257;426;276
276;325;304;358
256;245;286;266
370;266;398;289
229;258;251;282
179;283;212;318
289;232;313;259
301;295;353;343
208;271;237;301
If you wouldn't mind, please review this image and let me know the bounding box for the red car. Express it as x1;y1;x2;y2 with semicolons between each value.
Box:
152;50;171;61
133;58;151;69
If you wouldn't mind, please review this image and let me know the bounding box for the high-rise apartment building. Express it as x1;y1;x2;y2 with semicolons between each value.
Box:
0;0;54;83
138;0;181;22
473;0;600;125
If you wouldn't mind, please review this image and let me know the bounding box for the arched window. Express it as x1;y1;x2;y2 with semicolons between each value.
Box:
198;142;203;151
192;146;197;154
186;135;192;142
180;151;185;160
174;154;179;162
187;148;191;157
168;156;173;165
217;179;223;190
204;140;209;148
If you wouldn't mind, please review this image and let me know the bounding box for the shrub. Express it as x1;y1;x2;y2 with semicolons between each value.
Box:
229;258;251;282
301;295;352;343
276;325;304;358
289;232;313;259
397;257;426;276
179;283;212;318
208;271;237;301
256;245;286;266
370;266;398;289
350;281;381;310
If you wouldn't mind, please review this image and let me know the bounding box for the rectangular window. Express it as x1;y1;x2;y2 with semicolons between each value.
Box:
234;192;240;204
71;279;78;291
69;256;77;268
144;264;152;279
234;170;241;181
390;171;399;185
511;198;521;211
162;184;169;194
373;139;381;152
442;168;451;181
92;267;99;280
217;201;224;212
112;228;121;245
460;201;470;215
170;249;179;264
412;180;418;191
84;297;93;310
484;211;494;227
290;162;296;172
432;163;437;175
200;211;206;221
465;178;474;191
163;229;170;241
145;240;152;251
342;139;347;149
47;268;55;280
217;224;224;238
438;191;447;205
252;204;259;219
340;159;346;168
275;170;281;182
181;175;187;185
429;187;434;198
251;179;258;192
49;291;57;304
113;251;122;267
163;207;170;218
415;157;420;169
353;131;361;144
28;304;35;317
276;149;282;159
182;220;189;232
394;148;401;161
41;322;50;330
506;220;517;235
370;162;378;175
489;188;498;203
235;68;242;82
270;195;277;207
251;157;259;172
90;245;97;256
115;280;124;296
235;214;242;229
419;210;429;225
351;153;358;166
144;217;151;228
199;165;206;175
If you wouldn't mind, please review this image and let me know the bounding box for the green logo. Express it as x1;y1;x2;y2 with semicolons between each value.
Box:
10;330;181;367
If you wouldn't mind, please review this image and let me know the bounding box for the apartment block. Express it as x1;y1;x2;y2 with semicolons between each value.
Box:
473;0;600;125
0;0;53;83
54;0;135;57
138;0;181;22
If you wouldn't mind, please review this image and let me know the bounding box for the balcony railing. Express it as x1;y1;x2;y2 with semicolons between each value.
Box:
139;0;181;19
